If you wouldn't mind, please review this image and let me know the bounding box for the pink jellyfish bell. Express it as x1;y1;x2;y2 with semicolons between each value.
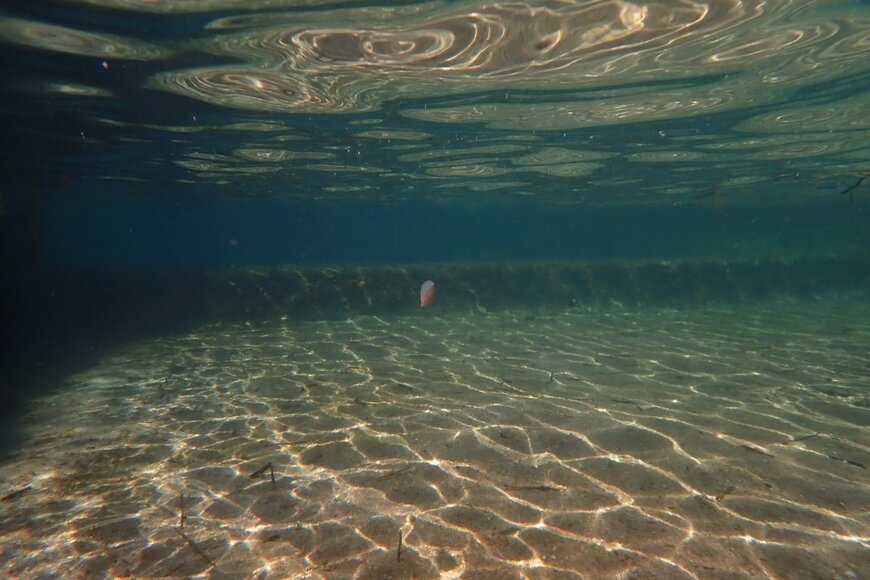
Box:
420;280;435;308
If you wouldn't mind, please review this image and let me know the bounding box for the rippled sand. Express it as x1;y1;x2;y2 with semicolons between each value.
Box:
1;295;868;578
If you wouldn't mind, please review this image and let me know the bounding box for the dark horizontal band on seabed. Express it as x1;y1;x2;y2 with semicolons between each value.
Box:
2;256;868;415
21;256;870;325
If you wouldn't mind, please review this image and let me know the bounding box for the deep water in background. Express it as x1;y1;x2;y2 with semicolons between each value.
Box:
39;193;870;270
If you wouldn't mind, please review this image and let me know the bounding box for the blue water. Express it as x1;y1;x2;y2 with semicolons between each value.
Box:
39;195;868;269
3;1;869;273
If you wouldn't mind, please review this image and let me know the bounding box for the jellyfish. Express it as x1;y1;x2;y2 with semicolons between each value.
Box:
420;280;435;308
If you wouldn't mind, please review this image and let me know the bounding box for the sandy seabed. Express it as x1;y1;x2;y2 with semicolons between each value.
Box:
1;294;868;579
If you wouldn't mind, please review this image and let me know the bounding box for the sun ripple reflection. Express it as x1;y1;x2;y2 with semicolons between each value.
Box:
1;296;868;577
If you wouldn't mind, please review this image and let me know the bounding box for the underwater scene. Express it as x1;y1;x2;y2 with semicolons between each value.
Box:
1;0;869;578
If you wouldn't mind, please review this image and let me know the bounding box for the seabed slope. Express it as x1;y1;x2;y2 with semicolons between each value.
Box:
1;295;868;578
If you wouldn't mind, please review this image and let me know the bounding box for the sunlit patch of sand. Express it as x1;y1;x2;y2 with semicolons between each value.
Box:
1;294;868;577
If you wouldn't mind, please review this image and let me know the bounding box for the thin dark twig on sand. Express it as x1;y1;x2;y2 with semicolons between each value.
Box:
827;455;866;469
177;530;216;569
741;444;775;457
503;483;564;492
250;462;276;485
788;432;820;444
715;486;736;501
397;530;403;563
179;492;186;528
374;466;413;481
1;486;31;502
606;396;645;411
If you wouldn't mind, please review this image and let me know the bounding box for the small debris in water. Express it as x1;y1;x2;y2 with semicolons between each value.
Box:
827;455;865;469
1;486;31;502
741;444;775;457
250;461;276;484
839;174;867;202
177;530;216;569
374;466;412;481
503;483;564;492
788;432;820;444
715;486;736;501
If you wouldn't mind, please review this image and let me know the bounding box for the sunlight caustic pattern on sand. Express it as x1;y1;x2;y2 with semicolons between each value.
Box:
1;296;868;578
